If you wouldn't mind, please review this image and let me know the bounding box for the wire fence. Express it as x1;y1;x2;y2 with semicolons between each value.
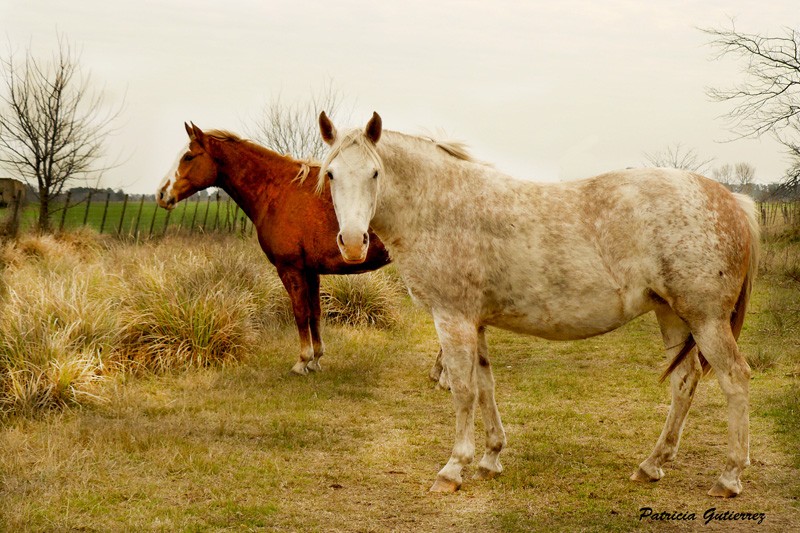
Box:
0;190;255;239
1;189;798;240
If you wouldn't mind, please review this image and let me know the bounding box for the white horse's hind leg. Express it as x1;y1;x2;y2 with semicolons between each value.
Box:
429;314;479;493
633;307;702;482
473;327;506;480
693;319;751;498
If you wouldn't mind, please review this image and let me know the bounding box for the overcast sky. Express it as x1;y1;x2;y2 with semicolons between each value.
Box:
1;1;798;193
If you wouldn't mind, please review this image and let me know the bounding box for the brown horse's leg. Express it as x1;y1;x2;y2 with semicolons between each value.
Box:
306;271;324;372
277;267;314;375
632;306;702;483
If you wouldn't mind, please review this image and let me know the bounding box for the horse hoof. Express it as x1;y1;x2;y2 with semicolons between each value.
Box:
473;466;500;480
630;466;663;482
429;477;460;493
306;359;322;372
291;362;309;375
708;480;741;498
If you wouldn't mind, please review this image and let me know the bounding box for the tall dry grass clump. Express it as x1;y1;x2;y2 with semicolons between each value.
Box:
0;233;289;418
0;231;112;416
321;271;404;328
112;240;283;372
0;231;406;419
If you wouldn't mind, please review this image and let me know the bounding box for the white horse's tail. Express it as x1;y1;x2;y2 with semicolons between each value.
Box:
659;193;760;382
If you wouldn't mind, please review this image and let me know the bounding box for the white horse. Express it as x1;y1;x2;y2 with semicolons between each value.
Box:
318;112;759;497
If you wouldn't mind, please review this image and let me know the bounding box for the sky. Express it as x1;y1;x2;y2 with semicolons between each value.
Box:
1;0;798;194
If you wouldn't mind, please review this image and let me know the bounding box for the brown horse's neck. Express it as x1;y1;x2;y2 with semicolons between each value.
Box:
209;139;308;223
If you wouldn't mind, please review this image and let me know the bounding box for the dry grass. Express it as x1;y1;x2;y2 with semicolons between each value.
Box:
0;228;798;531
0;231;401;418
321;271;404;328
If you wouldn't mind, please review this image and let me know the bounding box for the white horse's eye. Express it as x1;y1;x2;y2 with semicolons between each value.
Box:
326;170;334;180
372;170;378;179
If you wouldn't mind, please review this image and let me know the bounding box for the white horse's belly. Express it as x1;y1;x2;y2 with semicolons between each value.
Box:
482;286;656;340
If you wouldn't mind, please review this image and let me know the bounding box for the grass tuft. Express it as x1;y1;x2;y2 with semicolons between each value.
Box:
321;271;403;328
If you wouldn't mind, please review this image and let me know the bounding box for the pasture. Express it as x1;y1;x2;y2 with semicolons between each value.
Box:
2;193;250;237
0;228;798;531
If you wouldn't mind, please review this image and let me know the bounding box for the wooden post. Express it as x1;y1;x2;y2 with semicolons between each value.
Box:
99;192;111;233
212;191;220;231
116;194;129;236
82;191;93;227
162;206;171;236
148;196;159;238
190;195;200;233
9;190;22;237
179;197;189;229
225;197;233;231
201;194;212;232
133;195;145;240
59;191;72;232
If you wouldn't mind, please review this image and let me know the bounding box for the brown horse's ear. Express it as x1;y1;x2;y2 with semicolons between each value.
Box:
190;122;207;149
184;122;194;139
365;112;382;144
319;111;337;145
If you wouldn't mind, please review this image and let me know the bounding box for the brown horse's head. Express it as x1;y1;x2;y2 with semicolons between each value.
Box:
157;123;219;209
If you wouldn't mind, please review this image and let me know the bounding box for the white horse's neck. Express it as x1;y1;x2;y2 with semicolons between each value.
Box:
372;132;511;238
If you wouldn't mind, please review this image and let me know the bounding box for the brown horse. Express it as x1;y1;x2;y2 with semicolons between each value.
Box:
156;123;391;374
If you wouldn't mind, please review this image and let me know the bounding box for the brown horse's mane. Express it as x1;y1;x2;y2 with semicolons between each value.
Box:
204;129;319;183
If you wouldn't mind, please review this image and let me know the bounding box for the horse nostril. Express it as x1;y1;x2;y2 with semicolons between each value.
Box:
362;233;368;246
337;233;345;247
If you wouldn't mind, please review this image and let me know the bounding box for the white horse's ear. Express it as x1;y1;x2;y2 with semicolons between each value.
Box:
319;111;337;145
365;112;382;144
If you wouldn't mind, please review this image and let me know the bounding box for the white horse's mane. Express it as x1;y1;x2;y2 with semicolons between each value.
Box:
316;129;485;194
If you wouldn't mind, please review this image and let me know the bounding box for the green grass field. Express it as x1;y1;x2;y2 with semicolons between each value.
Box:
2;195;251;236
0;230;798;531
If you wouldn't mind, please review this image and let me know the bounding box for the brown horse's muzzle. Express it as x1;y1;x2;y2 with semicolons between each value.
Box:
337;231;369;264
156;188;177;210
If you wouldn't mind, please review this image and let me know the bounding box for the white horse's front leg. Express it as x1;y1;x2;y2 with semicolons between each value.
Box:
429;313;479;493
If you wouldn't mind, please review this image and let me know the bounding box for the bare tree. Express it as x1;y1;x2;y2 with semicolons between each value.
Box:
734;162;756;194
643;143;714;172
712;162;734;187
0;37;121;231
703;23;800;195
248;81;350;161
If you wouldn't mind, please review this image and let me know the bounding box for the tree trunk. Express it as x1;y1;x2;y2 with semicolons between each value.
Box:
38;187;51;233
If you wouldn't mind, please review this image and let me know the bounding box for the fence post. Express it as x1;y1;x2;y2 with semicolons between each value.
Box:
179;197;189;229
162;206;171;236
201;194;212;232
99;192;111;234
83;191;93;227
132;195;145;240
225;197;233;231
8;190;22;237
117;194;129;236
148;196;159;238
212;191;220;231
190;195;200;234
59;191;72;232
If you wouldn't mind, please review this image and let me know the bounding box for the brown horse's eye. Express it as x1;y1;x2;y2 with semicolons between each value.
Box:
326;170;334;180
183;153;195;162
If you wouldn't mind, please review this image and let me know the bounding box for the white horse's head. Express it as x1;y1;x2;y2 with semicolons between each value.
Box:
318;111;383;264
